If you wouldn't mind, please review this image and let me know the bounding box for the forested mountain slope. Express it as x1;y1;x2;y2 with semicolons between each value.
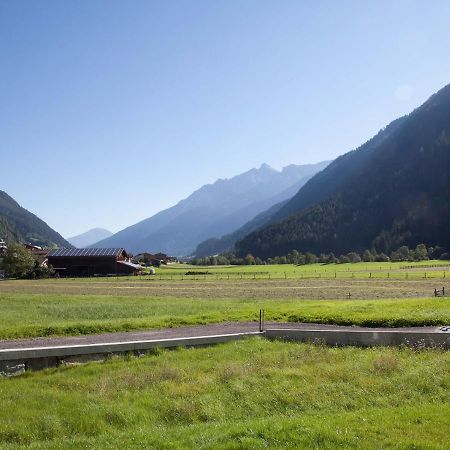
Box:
236;84;450;258
0;191;70;248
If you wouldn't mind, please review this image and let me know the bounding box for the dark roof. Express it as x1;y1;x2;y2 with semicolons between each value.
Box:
47;248;125;258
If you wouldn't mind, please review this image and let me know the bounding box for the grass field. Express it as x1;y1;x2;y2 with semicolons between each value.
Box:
0;338;449;448
0;294;449;339
155;260;450;280
1;262;449;339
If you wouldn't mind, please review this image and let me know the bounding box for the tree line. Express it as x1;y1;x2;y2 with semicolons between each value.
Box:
189;244;449;266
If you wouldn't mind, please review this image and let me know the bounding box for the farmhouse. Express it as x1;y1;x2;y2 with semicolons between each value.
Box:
47;248;142;277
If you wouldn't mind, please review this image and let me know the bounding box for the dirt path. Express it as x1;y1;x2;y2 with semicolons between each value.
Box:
0;322;446;350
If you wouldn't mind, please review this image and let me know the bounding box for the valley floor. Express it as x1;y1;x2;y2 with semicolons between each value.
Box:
1;262;449;448
0;261;449;339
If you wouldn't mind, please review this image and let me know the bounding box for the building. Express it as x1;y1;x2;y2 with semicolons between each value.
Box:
24;243;51;261
132;252;177;266
46;248;142;277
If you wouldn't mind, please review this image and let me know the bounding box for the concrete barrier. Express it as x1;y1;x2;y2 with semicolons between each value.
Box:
2;327;449;376
0;332;262;375
265;328;450;349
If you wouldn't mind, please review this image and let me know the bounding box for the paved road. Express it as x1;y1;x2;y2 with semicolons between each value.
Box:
0;322;447;350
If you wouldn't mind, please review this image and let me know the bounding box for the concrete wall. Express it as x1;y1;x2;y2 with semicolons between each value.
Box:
265;329;450;349
0;332;261;375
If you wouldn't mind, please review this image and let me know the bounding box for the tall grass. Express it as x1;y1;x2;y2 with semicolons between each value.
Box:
0;338;449;448
0;294;449;339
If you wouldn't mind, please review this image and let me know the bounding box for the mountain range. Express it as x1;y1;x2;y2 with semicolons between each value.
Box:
235;83;450;258
92;161;329;255
0;191;71;248
67;228;113;248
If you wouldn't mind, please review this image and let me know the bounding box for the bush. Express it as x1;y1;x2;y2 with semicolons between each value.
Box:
2;243;35;278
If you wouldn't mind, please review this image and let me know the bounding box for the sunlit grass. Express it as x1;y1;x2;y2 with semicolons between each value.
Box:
0;293;448;339
0;338;449;448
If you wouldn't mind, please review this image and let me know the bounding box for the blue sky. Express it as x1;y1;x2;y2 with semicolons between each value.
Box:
1;0;450;237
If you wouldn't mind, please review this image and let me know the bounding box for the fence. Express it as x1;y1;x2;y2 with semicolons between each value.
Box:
434;287;448;297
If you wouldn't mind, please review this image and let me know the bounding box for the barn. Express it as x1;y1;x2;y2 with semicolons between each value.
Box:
46;248;142;277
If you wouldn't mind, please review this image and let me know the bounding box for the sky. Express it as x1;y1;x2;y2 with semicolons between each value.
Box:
1;0;450;238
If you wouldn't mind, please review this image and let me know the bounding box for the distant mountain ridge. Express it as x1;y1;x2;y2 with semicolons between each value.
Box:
68;228;113;248
0;190;71;248
235;83;450;258
93;161;329;255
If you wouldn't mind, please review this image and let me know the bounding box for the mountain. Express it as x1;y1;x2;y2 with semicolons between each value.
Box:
235;84;450;259
0;191;71;248
67;228;113;248
93;161;329;255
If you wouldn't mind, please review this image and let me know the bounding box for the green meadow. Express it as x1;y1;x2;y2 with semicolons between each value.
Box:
0;338;449;449
0;294;448;339
0;261;449;339
156;260;450;279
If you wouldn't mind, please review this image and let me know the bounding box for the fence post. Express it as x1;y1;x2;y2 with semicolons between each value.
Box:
443;287;446;296
259;309;265;332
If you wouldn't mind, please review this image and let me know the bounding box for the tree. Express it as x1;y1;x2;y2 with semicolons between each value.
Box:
339;254;350;264
374;253;390;262
245;254;255;265
347;252;361;263
2;243;35;278
362;249;374;262
390;246;413;262
287;250;300;265
305;252;318;264
414;244;428;261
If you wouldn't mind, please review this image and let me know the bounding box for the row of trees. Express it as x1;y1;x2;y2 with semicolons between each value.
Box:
190;244;449;266
0;243;54;279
